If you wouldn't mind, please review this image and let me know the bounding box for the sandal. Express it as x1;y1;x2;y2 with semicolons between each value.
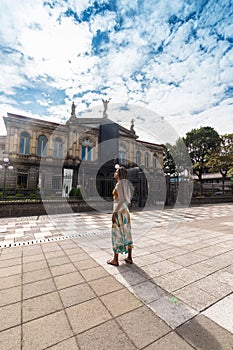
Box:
107;260;119;266
124;258;133;264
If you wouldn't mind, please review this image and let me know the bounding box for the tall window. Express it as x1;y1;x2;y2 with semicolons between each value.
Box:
145;152;149;168
153;154;157;168
19;132;30;155
52;176;62;190
54;137;63;158
37;135;48;157
119;145;126;165
81;139;93;161
136;150;141;166
17;172;28;188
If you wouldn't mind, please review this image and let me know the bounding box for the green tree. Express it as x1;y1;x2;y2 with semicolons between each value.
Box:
163;144;176;175
184;126;221;195
164;138;192;178
207;133;233;194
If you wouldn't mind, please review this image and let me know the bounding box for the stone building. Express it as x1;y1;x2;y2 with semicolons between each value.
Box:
0;104;164;201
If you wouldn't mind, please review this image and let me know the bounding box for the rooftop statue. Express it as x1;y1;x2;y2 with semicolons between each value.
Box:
71;101;76;115
102;98;111;118
130;118;136;135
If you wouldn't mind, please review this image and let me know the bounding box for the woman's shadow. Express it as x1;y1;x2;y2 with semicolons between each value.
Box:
110;260;224;350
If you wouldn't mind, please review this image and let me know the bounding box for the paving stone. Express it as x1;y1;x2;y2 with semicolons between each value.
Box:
193;274;233;298
66;298;112;334
43;250;67;259
216;271;233;287
0;326;21;350
174;284;218;311
59;283;95;307
47;337;79;349
73;257;99;270
47;255;71;267
50;263;77;277
23;291;63;322
177;314;233;350
23;278;56;299
0;257;21;268
0;264;21;278
0;302;21;331
149;295;197;329
76;319;136;350
128;280;167;303
0;273;21;290
156;247;189;259
67;252;90;262
41;243;62;253
22;246;43;256
0;286;21;307
202;293;233;334
206;256;232;269
169;252;207;267
62;247;83;255
117;305;171;348
58;242;79;249
152;275;188;292
23;254;45;264
223;265;233;274
23;260;48;273
54;271;85;289
23;268;51;284
198;245;230;257
142;260;182;277
0;247;22;256
143;332;194;350
133;253;163;266
80;266;109;281
168;267;205;284
88;275;124;296
114;270;148;287
22;310;73;350
100;289;142;317
187;261;219;275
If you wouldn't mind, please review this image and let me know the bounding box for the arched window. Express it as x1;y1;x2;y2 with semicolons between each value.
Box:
81;139;93;161
54;137;63;158
136;150;141;166
37;135;48;157
19;131;30;154
145;152;149;168
153;154;157;168
119;145;126;165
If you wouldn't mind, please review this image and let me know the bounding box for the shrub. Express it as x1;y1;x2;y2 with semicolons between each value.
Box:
15;193;24;199
69;187;84;199
28;193;39;199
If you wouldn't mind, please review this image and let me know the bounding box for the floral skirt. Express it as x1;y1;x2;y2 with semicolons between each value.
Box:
112;205;133;254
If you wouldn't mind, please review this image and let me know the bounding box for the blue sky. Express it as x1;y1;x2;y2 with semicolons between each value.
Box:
0;0;233;139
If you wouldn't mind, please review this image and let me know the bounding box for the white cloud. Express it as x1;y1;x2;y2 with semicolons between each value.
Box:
0;0;232;140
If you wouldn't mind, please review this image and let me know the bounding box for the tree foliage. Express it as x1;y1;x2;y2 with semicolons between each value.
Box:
207;133;233;192
184;126;221;181
163;138;193;177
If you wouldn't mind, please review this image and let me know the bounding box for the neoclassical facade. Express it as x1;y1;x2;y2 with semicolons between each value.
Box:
0;104;164;199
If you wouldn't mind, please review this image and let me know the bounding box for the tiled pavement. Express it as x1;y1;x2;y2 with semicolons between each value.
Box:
1;203;233;247
0;203;232;349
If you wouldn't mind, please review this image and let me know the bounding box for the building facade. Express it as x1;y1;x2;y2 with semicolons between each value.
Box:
0;105;164;201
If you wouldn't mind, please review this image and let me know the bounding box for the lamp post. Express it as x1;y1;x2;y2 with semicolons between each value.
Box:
0;157;14;201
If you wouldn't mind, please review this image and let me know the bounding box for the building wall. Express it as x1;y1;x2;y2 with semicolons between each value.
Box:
1;113;164;198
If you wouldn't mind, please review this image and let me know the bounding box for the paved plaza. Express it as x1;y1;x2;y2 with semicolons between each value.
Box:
0;203;232;349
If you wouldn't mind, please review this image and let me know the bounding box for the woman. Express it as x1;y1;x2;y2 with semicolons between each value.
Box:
107;166;133;266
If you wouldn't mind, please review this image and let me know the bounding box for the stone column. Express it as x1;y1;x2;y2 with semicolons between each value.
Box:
31;131;37;156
